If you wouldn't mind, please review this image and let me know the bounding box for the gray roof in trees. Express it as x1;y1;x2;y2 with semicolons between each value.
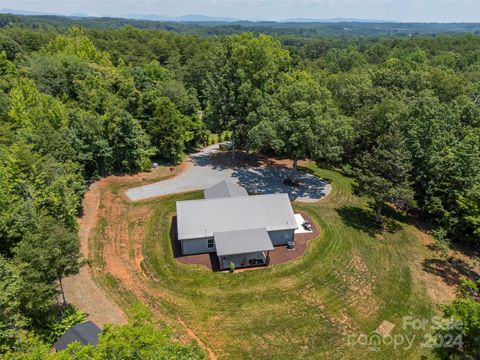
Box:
176;193;297;240
214;228;274;256
54;321;101;351
203;180;248;199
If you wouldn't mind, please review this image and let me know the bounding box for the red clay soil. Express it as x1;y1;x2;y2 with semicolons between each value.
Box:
63;164;219;359
175;212;319;271
63;182;128;326
63;166;183;327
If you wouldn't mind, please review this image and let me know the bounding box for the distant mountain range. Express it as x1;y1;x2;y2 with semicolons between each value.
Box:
123;14;240;22
282;17;393;23
0;8;55;16
0;8;394;23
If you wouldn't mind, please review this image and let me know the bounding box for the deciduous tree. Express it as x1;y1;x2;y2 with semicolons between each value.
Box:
249;71;351;182
353;128;413;224
204;33;290;158
14;216;80;308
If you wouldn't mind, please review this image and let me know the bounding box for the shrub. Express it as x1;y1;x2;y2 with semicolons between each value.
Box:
43;305;86;344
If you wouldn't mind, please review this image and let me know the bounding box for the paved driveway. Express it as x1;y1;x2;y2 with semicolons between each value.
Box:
126;144;331;202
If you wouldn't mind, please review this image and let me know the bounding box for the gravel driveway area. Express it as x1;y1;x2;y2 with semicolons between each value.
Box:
126;144;331;202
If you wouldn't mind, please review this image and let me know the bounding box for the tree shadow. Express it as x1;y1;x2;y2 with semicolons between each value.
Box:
422;257;480;286
189;150;330;200
189;147;262;171
380;206;404;233
336;206;403;236
232;165;328;200
186;145;331;201
336;206;381;236
298;166;333;184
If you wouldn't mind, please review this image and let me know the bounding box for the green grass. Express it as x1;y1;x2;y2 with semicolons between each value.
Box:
94;166;439;359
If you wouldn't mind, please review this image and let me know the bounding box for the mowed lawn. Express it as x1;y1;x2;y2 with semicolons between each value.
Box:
93;165;439;360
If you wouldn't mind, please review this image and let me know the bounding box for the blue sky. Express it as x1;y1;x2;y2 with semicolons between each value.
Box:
2;0;479;22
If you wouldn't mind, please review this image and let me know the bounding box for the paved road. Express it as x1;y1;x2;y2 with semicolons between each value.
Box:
126;144;332;202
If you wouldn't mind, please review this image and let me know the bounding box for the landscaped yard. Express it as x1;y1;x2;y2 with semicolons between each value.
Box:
89;164;451;359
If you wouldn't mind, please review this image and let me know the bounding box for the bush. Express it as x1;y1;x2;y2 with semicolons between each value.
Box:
432;228;451;259
42;305;86;344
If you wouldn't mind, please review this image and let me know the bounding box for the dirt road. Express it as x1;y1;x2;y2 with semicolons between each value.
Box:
63;182;128;326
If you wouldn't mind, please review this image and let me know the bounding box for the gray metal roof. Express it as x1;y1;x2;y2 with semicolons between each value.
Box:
54;321;101;351
214;228;274;256
204;180;248;199
176;193;297;240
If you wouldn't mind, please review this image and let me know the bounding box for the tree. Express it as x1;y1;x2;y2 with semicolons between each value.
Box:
28;53;89;99
7;78;67;131
324;46;367;73
353;128;414;224
67;108;114;178
108;111;153;172
0;257;29;352
0;142;84;248
456;186;480;243
327;69;375;116
402;94;480;242
14;216;80;308
0;153;36;255
51;305;204;360
353;97;406;155
146;97;185;163
43;27;110;66
434;278;480;359
0;51;17;91
2;330;50;360
249;71;351;182
0;256;56;352
204;33;290;158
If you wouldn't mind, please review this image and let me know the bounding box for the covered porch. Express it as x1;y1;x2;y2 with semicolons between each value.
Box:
219;251;271;270
214;228;274;270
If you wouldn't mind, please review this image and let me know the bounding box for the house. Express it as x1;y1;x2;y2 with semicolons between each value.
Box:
53;321;101;352
176;181;297;270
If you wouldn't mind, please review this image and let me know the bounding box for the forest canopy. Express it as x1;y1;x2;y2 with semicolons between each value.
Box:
0;14;479;358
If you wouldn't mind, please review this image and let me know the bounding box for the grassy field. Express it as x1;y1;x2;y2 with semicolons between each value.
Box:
91;165;444;359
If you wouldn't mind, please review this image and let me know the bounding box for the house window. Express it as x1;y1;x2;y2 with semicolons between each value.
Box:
207;238;214;248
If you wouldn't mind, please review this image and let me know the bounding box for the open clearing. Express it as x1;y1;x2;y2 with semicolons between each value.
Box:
74;157;479;359
126;144;332;202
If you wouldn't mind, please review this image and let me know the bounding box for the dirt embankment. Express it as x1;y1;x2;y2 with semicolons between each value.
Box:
63;167;180;326
63;164;218;359
411;225;480;305
63;181;128;326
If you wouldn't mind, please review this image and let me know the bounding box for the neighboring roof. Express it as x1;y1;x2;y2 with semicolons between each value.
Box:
214;228;274;256
54;321;101;351
204;180;248;199
176;193;297;240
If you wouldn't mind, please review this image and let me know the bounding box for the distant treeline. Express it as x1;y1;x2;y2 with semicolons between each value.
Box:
2;13;480;37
